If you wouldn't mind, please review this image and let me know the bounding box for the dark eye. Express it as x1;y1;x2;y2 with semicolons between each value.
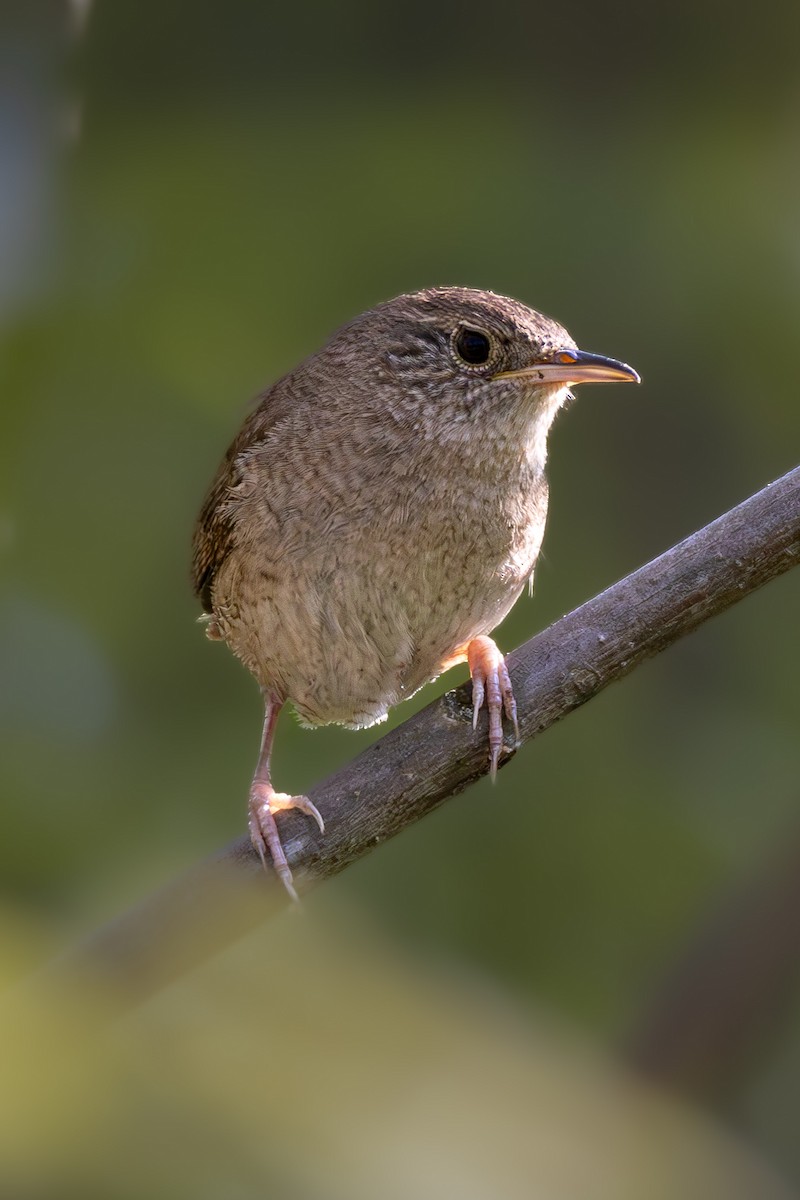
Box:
454;327;492;366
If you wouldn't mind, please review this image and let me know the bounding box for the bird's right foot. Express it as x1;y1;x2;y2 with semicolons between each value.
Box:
248;783;325;902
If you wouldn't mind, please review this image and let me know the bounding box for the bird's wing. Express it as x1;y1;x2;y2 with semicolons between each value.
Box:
191;380;295;614
191;441;241;613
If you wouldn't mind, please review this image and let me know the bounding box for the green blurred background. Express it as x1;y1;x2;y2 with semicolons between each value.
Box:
1;0;800;1194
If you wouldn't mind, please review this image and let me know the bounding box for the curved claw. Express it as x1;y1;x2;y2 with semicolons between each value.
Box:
270;792;325;834
471;675;486;730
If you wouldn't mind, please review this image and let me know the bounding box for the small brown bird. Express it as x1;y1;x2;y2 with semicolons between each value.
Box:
192;287;639;898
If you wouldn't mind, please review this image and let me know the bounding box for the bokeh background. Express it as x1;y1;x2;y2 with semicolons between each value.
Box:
1;1;799;1195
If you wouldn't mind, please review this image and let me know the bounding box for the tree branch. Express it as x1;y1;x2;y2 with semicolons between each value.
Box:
37;466;800;1011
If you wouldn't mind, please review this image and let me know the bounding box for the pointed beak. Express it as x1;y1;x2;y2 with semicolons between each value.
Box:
493;348;641;387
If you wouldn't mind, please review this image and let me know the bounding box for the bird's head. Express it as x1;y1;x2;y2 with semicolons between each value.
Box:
323;287;639;459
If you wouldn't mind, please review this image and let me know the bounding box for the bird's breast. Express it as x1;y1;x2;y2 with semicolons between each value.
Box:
216;437;549;728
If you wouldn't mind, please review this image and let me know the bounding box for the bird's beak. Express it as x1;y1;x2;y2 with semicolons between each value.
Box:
493;348;640;387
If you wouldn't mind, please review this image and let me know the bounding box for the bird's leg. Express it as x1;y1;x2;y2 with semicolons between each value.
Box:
467;635;520;779
248;692;325;902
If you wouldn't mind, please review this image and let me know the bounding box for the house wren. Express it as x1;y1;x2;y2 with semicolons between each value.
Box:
192;287;639;898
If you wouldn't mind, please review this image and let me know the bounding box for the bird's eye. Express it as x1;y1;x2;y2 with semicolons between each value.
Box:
453;327;493;367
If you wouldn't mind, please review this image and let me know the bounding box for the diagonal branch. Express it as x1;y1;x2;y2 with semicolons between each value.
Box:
37;466;800;1011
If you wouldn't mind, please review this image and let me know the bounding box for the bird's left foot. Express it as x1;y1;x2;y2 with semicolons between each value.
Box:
467;635;520;778
248;784;325;902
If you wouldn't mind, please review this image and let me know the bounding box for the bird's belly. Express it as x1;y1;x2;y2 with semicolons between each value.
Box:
215;530;536;730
